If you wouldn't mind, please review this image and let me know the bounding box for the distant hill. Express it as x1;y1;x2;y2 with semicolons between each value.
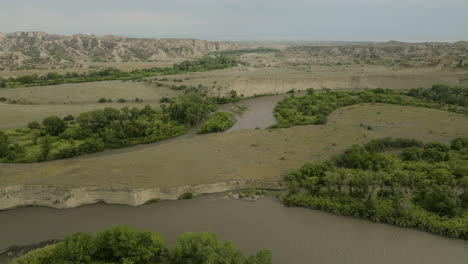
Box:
0;32;240;69
284;41;468;68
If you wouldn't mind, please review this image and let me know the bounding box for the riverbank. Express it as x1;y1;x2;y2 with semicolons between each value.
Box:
1;103;467;210
0;179;286;210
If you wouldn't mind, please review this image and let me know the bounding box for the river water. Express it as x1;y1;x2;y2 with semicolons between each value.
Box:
228;94;289;131
1;194;467;264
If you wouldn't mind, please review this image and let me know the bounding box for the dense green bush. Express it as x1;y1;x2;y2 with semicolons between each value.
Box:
178;192;194;200
164;93;217;126
408;84;468;107
272;87;468;128
42;116;67;136
198;112;236;134
171;232;272;264
10;227;272;264
0;93;216;163
0;131;8;158
284;137;468;239
27;121;40;129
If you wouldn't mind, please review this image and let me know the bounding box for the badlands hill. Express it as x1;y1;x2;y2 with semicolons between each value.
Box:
0;32;239;69
283;41;468;68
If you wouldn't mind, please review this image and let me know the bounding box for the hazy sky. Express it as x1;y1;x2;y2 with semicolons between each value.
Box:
1;0;467;41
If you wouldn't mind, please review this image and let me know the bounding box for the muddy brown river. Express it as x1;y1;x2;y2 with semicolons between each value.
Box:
1;194;467;264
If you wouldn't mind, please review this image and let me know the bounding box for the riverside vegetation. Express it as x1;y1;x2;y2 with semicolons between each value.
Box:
9;226;272;264
198;112;236;134
0;93;218;162
272;85;468;128
0;48;276;89
284;137;468;239
0;90;244;162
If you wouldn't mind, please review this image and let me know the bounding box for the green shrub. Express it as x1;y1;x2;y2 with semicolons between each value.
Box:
198;112;236;134
160;97;170;103
145;198;160;204
42;116;67;136
178;192;194;200
63;115;74;122
27;121;40;129
0;131;9;158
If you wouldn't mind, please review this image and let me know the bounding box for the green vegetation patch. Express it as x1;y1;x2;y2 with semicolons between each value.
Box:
0;93;216;163
178;192;194;200
238;189;267;199
10;226;272;264
284;137;468;239
272;85;468;128
198;112;236;134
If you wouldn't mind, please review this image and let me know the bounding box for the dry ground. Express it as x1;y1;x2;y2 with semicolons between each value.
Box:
146;53;468;97
1;103;467;189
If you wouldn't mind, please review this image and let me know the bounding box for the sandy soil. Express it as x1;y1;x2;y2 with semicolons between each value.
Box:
151;64;468;97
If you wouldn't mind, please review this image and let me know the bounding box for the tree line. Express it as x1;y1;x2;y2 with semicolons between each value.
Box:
0;48;277;88
284;137;468;239
271;85;468;128
10;226;272;264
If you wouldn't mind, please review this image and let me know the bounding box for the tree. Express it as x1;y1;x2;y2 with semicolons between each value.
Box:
94;226;166;264
246;251;272;264
63;115;74;122
39;135;54;161
46;72;61;80
402;147;423;161
451;137;468;150
0;131;9;158
42;116;67;136
170;232;245;264
27;121;40;129
415;184;460;217
54;232;96;263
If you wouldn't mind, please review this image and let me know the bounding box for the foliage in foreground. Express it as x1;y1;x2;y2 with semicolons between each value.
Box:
0;93;216;163
198;112;236;134
272;85;468;128
284;137;468;239
10;226;272;264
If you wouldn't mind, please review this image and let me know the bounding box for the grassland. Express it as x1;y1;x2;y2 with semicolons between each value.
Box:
0;80;182;129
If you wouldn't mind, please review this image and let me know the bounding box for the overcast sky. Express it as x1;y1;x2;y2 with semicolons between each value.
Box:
1;0;467;41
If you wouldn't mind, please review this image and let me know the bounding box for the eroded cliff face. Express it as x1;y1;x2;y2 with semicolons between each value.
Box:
0;32;240;69
0;179;286;210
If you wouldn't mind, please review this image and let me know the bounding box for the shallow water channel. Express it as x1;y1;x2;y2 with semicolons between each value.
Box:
1;193;467;264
